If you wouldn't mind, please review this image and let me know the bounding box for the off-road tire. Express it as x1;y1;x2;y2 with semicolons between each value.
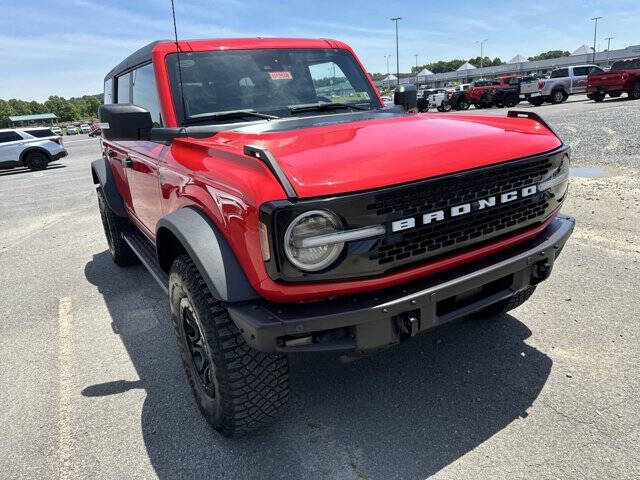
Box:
550;89;565;104
458;99;470;110
480;93;494;108
96;188;138;266
608;91;622;98
504;93;519;108
469;286;537;320
169;254;289;437
630;82;640;100
529;97;544;106
591;92;606;102
24;151;48;171
441;100;452;112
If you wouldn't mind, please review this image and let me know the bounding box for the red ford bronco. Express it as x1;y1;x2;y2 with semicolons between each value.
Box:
93;38;574;437
587;57;640;101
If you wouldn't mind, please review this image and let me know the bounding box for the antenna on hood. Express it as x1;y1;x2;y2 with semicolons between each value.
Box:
170;0;188;127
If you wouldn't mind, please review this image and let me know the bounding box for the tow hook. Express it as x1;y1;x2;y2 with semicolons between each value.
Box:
396;311;420;340
533;260;552;283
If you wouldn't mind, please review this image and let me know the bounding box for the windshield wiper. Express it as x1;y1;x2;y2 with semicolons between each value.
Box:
288;102;371;114
186;109;279;125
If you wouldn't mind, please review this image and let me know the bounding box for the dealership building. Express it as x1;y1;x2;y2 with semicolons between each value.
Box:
376;44;640;89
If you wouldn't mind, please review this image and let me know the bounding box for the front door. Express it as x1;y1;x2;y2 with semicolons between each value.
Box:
122;141;166;237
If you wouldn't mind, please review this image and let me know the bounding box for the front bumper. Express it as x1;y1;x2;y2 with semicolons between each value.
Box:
229;215;575;353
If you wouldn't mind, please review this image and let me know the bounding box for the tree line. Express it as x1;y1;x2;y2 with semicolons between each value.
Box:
0;94;103;126
411;56;504;74
370;49;575;77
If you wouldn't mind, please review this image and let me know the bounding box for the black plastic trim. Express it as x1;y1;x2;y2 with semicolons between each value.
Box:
244;145;297;199
229;215;575;352
155;207;259;302
90;156;127;218
507;110;561;141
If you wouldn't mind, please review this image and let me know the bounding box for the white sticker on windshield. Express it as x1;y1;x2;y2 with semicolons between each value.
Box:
269;71;293;80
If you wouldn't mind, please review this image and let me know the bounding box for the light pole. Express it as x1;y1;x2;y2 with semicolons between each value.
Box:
384;54;392;89
591;16;602;63
414;54;419;71
391;17;402;82
476;39;488;69
605;36;614;65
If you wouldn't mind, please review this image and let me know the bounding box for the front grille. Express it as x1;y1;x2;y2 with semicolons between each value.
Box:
263;147;567;282
367;156;553;265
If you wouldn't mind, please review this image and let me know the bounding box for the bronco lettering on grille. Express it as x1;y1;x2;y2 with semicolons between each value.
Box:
391;184;538;232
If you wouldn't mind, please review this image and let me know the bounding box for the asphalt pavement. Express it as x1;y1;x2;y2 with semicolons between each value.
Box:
1;98;639;480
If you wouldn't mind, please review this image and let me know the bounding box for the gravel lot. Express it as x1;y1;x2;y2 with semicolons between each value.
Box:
1;97;639;480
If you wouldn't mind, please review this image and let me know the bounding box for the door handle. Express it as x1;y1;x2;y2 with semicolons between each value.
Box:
122;157;133;168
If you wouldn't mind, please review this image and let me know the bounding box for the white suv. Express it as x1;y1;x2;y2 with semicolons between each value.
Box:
0;127;68;171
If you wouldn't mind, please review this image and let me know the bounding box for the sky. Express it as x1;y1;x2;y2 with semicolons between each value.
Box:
1;0;639;101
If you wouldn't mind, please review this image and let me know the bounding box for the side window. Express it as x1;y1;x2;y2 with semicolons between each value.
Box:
24;129;55;138
0;131;22;143
131;63;162;126
116;72;131;104
104;78;113;104
308;62;370;103
572;67;589;76
589;66;604;74
550;68;568;78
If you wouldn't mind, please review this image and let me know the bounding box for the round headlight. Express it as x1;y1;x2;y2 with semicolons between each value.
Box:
284;210;344;272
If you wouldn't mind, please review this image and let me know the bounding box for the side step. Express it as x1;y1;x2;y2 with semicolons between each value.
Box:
122;230;169;294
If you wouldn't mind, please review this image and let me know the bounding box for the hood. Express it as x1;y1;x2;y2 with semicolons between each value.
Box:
200;113;562;199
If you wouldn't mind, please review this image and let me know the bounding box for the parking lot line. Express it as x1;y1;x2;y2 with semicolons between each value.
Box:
58;296;73;480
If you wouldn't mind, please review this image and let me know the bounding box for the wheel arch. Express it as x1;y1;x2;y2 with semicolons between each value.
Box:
19;146;51;165
156;207;258;303
91;156;127;217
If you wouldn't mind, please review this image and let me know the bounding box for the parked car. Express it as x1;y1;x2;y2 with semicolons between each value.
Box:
448;83;471;110
0;127;67;171
79;123;91;134
51;126;62;135
586;57;640;101
89;121;102;137
535;65;604;104
66;125;79;135
520;74;547;106
94;38;574;437
463;77;521;109
417;88;452;112
380;95;394;107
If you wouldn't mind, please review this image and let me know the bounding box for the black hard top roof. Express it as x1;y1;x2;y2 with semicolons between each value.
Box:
104;40;169;82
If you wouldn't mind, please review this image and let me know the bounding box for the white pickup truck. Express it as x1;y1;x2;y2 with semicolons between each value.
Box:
523;65;604;106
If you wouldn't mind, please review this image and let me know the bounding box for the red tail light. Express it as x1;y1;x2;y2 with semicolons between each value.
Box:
537;80;545;90
53;136;62;145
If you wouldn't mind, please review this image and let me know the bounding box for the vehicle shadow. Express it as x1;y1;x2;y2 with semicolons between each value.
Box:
0;164;66;177
84;250;552;479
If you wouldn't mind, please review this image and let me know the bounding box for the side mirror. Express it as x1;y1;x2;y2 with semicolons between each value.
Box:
394;84;417;112
99;104;153;141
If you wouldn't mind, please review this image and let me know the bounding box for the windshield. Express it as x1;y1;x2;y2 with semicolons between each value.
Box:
165;48;380;125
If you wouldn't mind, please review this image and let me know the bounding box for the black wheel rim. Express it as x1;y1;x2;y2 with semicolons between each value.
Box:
180;298;215;395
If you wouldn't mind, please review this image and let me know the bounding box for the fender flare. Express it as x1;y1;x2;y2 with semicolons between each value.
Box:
20;146;52;164
156;208;258;303
91;156;127;217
